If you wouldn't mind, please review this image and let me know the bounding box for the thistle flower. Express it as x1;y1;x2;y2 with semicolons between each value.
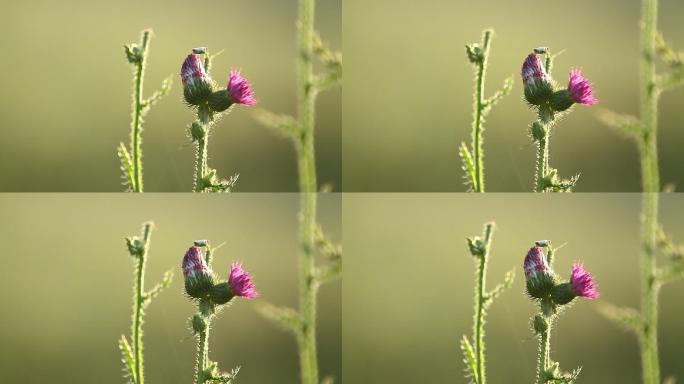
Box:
210;262;258;304
521;54;553;106
181;54;213;106
551;262;600;305
569;263;599;298
182;246;214;298
524;246;555;299
227;70;257;106
567;69;598;106
207;70;257;113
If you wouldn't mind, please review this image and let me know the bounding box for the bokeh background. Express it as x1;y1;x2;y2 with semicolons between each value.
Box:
0;0;340;192
0;194;341;383
343;0;684;191
343;193;684;383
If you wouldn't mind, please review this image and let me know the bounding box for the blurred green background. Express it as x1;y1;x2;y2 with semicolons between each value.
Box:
343;193;684;383
0;0;340;192
342;0;684;191
0;194;341;383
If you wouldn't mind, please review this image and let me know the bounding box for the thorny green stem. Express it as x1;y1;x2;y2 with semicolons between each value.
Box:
297;0;319;382
194;131;209;193
132;223;152;384
130;30;151;193
640;0;661;383
534;132;548;193
536;319;552;384
195;317;210;384
471;30;492;193
473;223;494;383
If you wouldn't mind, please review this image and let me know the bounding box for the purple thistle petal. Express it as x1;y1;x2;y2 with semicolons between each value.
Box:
182;246;210;279
521;54;550;86
570;262;600;299
228;262;258;299
567;69;598;105
524;246;552;280
180;54;210;87
227;69;257;106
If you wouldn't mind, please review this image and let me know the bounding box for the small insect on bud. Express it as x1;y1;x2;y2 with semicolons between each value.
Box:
192;47;207;54
535;240;550;247
533;47;549;54
193;239;208;247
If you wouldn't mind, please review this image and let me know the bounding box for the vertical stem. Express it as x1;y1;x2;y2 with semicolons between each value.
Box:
132;223;152;384
536;319;551;384
195;320;209;384
297;0;318;383
471;30;492;193
194;133;208;192
535;132;548;192
131;30;151;193
639;0;661;383
473;223;493;384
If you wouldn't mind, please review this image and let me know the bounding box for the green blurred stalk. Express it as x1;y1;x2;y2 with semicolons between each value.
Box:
470;30;492;193
296;0;319;383
639;0;660;383
133;223;152;384
472;224;494;383
130;30;151;193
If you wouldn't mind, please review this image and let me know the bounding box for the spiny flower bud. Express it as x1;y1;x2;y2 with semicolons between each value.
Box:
181;54;213;106
550;69;598;112
551;262;600;304
521;54;554;106
210;262;258;304
191;313;207;334
532;314;548;335
524;246;555;299
182;246;214;299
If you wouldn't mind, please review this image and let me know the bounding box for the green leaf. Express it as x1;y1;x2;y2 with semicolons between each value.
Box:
597;303;643;334
315;258;342;285
117;143;136;191
483;75;514;115
597;109;643;139
143;269;173;305
256;302;303;334
142;76;173;114
118;335;137;383
459;142;477;191
485;269;515;307
253;109;299;140
460;335;479;384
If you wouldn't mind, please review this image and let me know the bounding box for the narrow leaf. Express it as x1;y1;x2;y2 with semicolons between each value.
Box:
118;335;137;383
459;142;477;191
315;258;342;285
144;269;173;304
117;143;136;191
253;109;299;140
485;269;515;306
460;335;479;384
256;302;303;334
597;303;643;334
597;109;642;139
